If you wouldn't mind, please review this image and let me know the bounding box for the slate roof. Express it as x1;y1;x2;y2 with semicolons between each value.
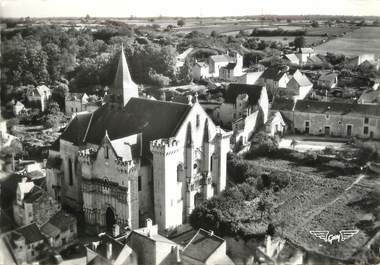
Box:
224;62;237;70
182;229;225;263
60;112;92;146
318;72;338;82
261;67;287;81
23;185;45;203
61;98;192;158
292;73;312;87
271;98;295;111
15;223;45;244
46;211;76;232
285;54;300;64
195;62;208;68
294;100;380;116
210;54;230;63
225;84;264;105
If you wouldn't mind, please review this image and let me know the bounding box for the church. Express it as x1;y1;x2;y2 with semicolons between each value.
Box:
46;47;231;233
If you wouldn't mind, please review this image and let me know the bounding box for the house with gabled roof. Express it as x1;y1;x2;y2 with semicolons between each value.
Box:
258;67;290;100
13;178;61;227
26;85;52;112
46;47;231;234
4;223;47;264
317;72;338;89
296;48;316;65
283;71;313;100
181;229;234;265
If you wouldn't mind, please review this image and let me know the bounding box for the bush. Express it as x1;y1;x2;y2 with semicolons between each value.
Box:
248;132;279;158
227;153;263;183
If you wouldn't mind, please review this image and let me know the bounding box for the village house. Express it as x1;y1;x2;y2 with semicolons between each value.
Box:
41;210;77;248
216;84;269;145
126;218;179;265
208;51;243;78
192;61;210;81
265;111;286;137
13;101;26;116
284;53;300;65
358;86;380;105
292;100;380;139
234;71;264;85
258;67;290;100
4;223;47;264
283;70;313;100
219;52;244;81
26;85;52;112
348;53;380;70
181;229;235;265
46;47;231;234
65;93;102;115
317;72;338;89
13;178;61;227
296;48;316;65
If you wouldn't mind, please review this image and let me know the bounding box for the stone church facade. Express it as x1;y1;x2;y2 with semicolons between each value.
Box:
46;47;231;233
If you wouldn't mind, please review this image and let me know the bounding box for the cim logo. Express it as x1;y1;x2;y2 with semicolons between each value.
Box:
309;230;359;244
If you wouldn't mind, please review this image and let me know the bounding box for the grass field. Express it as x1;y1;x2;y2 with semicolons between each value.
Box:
230;157;380;262
315;27;380;56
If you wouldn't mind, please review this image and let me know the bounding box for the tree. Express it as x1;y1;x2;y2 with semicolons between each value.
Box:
176;59;192;85
177;19;185;27
294;36;306;50
210;30;218;38
1;139;23;170
311;20;319;27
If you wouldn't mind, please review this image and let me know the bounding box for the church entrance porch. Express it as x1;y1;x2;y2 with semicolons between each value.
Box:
105;207;116;232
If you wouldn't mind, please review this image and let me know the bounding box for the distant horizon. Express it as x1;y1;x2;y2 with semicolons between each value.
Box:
1;0;380;18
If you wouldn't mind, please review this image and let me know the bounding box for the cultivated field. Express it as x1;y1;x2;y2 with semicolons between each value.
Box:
315;27;380;56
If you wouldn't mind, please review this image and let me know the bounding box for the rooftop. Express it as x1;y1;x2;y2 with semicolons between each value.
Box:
182;229;225;263
261;67;287;81
13;223;45;244
225;84;265;105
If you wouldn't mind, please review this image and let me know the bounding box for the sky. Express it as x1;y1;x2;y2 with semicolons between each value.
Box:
1;0;380;18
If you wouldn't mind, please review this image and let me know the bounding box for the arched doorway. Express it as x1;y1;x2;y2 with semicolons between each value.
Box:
105;207;116;231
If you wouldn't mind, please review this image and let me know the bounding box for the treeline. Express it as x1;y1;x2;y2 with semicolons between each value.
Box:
250;28;306;37
1;25;192;104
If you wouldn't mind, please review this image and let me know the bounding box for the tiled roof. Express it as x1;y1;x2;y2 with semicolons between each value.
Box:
182;229;225;263
271;98;295;111
46;211;76;232
60;112;92;146
261;67;287;81
225;84;264;105
15;223;45;244
294;100;380;116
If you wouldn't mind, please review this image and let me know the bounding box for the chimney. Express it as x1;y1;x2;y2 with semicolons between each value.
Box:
175;246;181;263
42;159;47;169
106;242;112;260
112;224;120;237
187;95;193;106
209;230;214;236
21;177;27;183
145;218;157;237
146;218;153;229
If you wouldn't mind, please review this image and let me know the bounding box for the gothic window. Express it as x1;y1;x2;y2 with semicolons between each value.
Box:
105;146;109;159
177;164;183;182
186;123;192;147
138;176;142;191
68;159;73;186
196;114;200;127
210;154;214;171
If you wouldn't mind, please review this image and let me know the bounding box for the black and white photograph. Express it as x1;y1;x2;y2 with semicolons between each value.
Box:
0;0;380;264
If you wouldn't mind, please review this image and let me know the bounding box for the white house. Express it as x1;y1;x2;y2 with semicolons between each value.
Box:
26;85;51;112
296;48;315;65
192;62;210;81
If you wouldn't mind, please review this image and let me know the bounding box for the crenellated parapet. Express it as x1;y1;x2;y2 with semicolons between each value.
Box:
150;137;180;156
78;148;97;164
114;157;136;174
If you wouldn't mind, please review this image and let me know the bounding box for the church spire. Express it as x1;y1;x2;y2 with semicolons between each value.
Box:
110;45;138;106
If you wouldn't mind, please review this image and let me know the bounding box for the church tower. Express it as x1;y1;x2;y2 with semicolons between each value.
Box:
108;45;139;106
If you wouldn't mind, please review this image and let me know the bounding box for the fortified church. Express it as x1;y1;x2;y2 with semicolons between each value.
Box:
47;47;231;232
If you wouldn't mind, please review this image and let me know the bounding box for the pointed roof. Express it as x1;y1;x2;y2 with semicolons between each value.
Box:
111;46;138;104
